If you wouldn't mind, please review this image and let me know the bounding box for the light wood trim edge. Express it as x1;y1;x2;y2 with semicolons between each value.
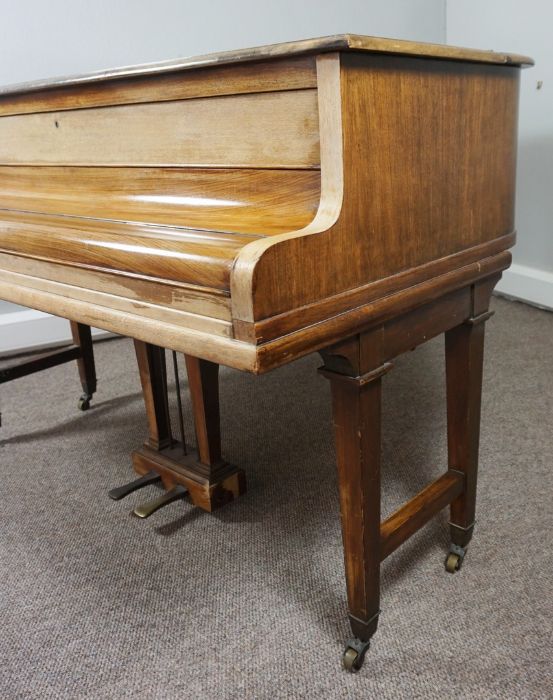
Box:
230;53;344;322
0;252;232;320
0;268;232;338
0;279;256;371
345;35;533;67
0;251;510;374
0;57;318;117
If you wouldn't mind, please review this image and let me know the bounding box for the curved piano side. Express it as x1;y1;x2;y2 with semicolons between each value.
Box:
231;51;525;372
0;55;324;370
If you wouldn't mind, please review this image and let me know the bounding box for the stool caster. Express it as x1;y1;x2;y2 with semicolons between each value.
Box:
342;638;371;672
78;393;92;411
445;543;467;573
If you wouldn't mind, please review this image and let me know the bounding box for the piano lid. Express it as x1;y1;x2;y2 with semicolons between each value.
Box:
0;33;533;97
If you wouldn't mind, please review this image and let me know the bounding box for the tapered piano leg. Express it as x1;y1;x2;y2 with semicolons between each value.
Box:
319;329;392;672
444;281;493;573
184;355;222;466
129;343;245;513
70;322;97;411
133;340;173;451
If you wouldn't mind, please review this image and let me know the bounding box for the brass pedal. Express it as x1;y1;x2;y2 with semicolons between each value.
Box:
133;485;188;519
108;470;161;501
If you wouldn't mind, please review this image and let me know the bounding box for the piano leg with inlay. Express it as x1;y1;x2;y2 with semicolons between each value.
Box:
128;340;245;513
319;277;496;671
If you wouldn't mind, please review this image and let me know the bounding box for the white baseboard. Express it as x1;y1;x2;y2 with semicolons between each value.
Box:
495;263;553;311
0;309;112;356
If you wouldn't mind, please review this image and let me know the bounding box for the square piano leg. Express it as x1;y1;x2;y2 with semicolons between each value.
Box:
319;329;391;672
444;285;492;572
319;279;497;671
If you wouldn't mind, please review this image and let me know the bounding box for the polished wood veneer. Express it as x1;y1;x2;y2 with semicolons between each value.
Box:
0;41;530;366
0;34;532;671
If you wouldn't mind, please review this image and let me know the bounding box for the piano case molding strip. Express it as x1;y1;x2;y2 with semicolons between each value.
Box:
238;232;517;343
0;89;320;169
0;56;319;117
0;249;510;374
0;266;234;339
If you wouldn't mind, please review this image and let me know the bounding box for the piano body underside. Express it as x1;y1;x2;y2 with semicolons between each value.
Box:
0;48;520;372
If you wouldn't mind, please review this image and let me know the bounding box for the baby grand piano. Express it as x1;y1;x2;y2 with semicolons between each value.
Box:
0;35;532;671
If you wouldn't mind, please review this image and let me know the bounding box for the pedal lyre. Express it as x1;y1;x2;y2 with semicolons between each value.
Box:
108;469;161;501
133;485;188;519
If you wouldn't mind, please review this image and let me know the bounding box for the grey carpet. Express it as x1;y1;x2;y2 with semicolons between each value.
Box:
0;296;551;699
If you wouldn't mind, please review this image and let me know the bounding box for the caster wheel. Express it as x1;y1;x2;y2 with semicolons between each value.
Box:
342;638;370;673
78;394;92;411
445;552;461;573
445;544;466;573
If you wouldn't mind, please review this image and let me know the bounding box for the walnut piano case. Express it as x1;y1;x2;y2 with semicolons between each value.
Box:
0;35;533;672
0;36;531;373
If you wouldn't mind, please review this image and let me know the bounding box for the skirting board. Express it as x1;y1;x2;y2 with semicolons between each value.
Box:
0;309;112;356
495;263;553;311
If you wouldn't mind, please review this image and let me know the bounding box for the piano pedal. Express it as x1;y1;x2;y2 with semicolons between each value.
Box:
108;470;161;501
133;485;188;519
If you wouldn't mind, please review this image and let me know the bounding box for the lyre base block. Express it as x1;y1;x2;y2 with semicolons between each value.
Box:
132;443;246;513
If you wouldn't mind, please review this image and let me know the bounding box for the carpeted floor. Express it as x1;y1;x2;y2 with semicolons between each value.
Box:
0;296;551;699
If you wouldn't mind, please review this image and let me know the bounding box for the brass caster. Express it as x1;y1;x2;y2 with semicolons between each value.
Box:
445;544;466;573
342;638;370;673
445;553;461;573
78;393;92;411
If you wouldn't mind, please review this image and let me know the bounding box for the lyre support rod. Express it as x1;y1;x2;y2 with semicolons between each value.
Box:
172;350;187;455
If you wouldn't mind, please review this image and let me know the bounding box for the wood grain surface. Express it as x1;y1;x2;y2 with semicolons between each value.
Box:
0;90;319;168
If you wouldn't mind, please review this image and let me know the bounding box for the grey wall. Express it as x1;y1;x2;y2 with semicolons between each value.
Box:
447;0;553;274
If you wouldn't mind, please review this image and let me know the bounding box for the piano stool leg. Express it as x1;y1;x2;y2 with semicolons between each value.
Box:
70;322;97;411
319;329;391;673
126;343;245;514
444;285;491;573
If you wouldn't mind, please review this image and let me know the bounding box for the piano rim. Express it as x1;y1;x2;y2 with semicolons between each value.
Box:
0;249;511;375
0;33;533;98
